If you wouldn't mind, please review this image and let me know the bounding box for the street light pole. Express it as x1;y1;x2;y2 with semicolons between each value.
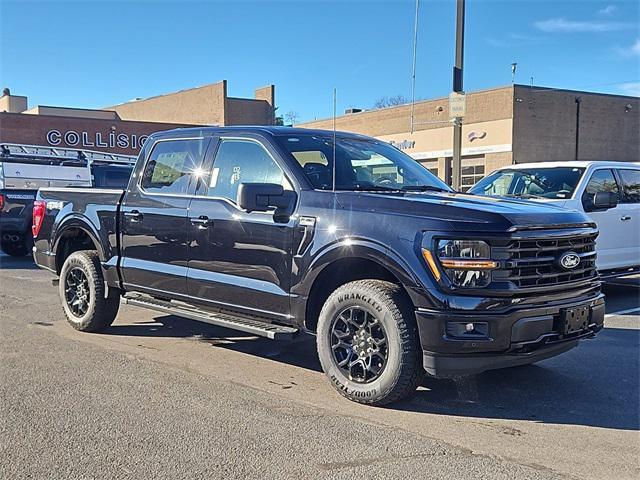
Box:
451;0;465;190
574;96;581;161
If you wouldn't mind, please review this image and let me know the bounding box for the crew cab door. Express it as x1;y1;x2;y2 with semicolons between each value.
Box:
580;168;629;270
119;136;210;297
614;168;640;265
186;136;296;321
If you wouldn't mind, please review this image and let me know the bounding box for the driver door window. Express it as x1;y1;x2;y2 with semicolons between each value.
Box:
207;139;290;202
581;169;620;211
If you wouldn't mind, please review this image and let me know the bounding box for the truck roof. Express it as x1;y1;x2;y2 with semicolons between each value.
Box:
495;160;639;170
150;125;375;140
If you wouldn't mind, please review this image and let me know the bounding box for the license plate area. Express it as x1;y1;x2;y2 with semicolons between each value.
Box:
559;305;591;335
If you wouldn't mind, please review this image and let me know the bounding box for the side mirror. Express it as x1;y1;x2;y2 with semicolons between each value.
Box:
237;183;297;222
589;191;619;211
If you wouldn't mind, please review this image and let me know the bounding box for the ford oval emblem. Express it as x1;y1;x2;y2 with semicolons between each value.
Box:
558;251;581;270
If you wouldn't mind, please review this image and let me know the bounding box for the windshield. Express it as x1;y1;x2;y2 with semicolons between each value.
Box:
469;167;585;199
275;134;452;193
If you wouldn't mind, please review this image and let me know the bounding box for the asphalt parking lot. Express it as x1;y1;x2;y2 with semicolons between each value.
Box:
1;253;638;479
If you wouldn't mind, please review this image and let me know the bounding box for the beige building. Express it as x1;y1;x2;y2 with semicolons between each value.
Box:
300;85;639;189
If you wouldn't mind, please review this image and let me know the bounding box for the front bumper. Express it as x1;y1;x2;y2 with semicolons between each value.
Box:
417;293;605;376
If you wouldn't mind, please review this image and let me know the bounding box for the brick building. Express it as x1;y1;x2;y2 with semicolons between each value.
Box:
0;81;276;157
300;85;639;189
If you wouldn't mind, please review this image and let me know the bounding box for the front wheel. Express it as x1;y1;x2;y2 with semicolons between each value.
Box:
316;280;424;405
59;250;120;332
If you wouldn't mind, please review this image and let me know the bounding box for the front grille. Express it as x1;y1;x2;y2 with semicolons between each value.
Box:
493;230;598;290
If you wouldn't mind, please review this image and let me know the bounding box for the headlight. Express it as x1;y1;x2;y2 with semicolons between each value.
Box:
423;240;497;288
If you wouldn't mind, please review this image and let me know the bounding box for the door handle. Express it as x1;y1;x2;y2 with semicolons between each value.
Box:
621;215;632;221
190;215;213;228
124;210;143;221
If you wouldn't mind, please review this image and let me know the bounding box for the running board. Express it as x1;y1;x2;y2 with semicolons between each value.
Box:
124;296;299;340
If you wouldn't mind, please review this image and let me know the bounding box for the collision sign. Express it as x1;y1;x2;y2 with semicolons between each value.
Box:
46;130;149;150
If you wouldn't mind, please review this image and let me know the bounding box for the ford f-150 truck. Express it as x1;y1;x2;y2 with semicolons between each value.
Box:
33;127;605;405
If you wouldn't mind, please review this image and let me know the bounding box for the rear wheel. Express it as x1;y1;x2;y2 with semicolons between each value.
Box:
59;250;120;332
317;280;424;405
1;236;30;257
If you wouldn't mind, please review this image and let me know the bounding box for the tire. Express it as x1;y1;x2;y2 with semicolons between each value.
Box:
1;237;30;257
316;280;424;406
59;250;120;332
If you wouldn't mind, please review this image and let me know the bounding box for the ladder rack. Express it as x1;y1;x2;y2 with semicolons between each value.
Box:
0;143;137;166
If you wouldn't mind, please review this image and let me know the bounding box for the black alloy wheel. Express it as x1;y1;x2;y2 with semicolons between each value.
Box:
64;267;91;317
330;306;388;383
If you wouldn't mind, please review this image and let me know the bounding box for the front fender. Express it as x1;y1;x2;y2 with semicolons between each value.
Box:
294;237;423;297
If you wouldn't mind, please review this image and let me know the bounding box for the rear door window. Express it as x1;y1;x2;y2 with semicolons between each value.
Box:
617;169;640;204
141;138;206;195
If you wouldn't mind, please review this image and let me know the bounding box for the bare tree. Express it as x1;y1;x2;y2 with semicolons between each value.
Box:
284;110;300;126
373;95;409;109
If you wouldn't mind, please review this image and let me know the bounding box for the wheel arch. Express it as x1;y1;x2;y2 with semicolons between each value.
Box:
300;242;421;333
53;216;105;274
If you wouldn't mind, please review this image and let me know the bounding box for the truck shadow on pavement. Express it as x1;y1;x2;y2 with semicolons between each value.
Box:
104;314;324;372
105;315;638;431
0;254;40;270
398;326;640;431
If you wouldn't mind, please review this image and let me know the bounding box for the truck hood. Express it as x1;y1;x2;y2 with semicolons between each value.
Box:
337;191;591;232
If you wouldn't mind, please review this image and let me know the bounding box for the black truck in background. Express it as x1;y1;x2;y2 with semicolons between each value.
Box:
0;145;133;256
33;127;605;405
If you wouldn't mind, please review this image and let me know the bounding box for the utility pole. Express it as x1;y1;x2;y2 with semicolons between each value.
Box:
451;0;465;190
574;97;581;161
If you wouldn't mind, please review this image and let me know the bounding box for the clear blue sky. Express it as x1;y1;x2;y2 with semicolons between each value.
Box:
1;0;638;123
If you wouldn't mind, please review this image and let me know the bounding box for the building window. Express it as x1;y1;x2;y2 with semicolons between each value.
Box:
419;160;438;178
461;164;485;192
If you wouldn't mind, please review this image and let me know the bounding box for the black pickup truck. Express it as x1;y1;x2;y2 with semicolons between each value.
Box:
33;126;605;405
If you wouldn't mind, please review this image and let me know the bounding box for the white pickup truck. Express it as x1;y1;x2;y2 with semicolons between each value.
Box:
469;161;640;278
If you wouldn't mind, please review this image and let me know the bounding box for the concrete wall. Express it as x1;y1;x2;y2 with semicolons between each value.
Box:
513;86;640;162
225;98;273;126
106;81;276;127
23;106;119;120
299;86;514;137
0;94;27;113
254;85;275;107
107;82;228;126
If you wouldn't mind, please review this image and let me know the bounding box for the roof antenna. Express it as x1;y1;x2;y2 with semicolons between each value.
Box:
332;87;337;192
410;0;420;134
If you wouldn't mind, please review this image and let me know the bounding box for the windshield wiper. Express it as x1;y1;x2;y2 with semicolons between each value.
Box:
400;185;451;193
350;185;400;192
503;193;545;199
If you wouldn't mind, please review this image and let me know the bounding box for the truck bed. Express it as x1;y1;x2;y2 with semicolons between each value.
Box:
33;187;126;273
